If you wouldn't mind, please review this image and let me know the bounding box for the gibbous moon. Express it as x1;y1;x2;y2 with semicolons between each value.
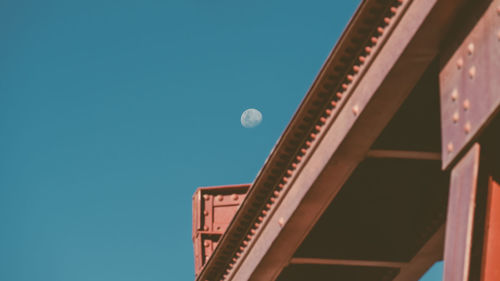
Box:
241;108;262;128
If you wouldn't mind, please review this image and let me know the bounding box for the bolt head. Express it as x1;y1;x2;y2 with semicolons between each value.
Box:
203;194;210;200
452;112;459;123
463;99;470;110
447;142;454;153
352;105;359;115
464;122;471;134
456;58;463;69
468;66;476;79
232;194;238;200
278;217;285;227
467;43;474;55
217;195;223;201
451;89;458;101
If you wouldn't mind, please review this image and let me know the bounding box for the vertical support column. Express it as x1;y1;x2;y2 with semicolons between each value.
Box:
480;177;500;280
443;143;480;281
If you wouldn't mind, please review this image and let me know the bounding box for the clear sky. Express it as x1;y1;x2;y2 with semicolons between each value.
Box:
0;0;443;280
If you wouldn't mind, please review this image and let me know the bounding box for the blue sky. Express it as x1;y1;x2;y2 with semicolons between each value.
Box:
0;0;442;280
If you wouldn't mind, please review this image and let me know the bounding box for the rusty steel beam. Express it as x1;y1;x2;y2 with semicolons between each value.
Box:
392;224;445;281
366;150;441;160
226;0;471;280
443;143;481;281
290;257;407;268
480;176;500;280
439;0;500;169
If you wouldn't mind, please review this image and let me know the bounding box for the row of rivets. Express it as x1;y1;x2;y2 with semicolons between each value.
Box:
219;1;406;279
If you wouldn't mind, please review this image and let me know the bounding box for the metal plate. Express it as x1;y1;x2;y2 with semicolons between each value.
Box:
443;143;480;281
439;0;500;169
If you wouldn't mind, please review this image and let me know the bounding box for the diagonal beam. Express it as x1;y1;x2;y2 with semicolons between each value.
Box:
392;224;445;281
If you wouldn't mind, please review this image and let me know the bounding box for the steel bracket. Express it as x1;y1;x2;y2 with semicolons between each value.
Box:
439;0;500;169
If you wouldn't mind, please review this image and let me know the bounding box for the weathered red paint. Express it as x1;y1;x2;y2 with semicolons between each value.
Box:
443;144;480;281
439;0;500;169
481;177;500;281
192;184;249;276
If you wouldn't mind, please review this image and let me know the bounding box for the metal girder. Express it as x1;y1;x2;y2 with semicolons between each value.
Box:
439;0;500;169
443;143;480;281
366;150;441;160
289;257;407;268
481;176;500;280
225;0;468;280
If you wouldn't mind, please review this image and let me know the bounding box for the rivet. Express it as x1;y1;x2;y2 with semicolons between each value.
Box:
371;37;378;44
273;191;280;197
377;27;384;34
331;100;337;108
286;169;293;176
463;99;470;110
278;217;285;227
305;141;311;147
468;66;476;79
250;229;256;235
204;241;210;247
359;56;366;63
353;65;360;72
204;226;209;231
204;210;209;216
467;43;474;55
336;92;343;99
347;74;354;81
216;226;221;230
315;125;321;131
310;133;317;139
203;194;210;200
497;30;500;41
341;83;348;90
456;58;463;69
217;195;223;201
300;148;307;154
451;88;458;101
296;155;302;162
464;122;471;134
497;6;500;15
325;109;332;116
390;7;398;14
282;177;288;183
232;194;238;201
265;203;272;209
352;105;359;116
447;142;454;153
319;117;326;123
452;112;459;123
384;17;391;24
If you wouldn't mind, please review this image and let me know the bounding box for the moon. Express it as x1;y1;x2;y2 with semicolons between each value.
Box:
241;108;262;128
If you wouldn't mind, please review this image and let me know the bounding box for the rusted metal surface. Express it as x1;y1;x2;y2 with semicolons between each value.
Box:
228;0;465;279
481;176;500;280
289;258;407;268
439;0;500;169
192;184;249;276
443;143;480;281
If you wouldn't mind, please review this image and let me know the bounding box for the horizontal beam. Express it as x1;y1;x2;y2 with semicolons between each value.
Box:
366;150;441;160
290;257;407;268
